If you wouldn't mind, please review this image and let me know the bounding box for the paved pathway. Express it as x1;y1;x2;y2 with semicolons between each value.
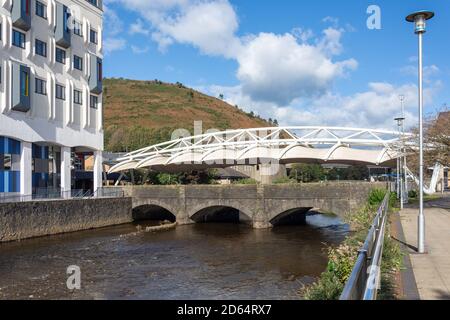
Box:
399;195;450;300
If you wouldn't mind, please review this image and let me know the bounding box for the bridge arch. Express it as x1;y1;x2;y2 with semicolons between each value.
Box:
190;205;253;225
132;203;177;223
270;207;313;226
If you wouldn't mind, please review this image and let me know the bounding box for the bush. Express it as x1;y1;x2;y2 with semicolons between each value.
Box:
327;245;359;284
368;188;387;207
303;270;343;300
233;178;258;185
273;177;296;184
156;173;180;185
408;189;418;199
304;187;403;300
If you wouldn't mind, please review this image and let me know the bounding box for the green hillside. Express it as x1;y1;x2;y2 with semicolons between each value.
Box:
103;78;275;152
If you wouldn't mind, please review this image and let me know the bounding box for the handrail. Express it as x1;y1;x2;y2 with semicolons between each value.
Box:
0;187;124;204
340;190;390;300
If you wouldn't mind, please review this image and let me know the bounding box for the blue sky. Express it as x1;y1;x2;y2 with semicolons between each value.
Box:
103;0;449;131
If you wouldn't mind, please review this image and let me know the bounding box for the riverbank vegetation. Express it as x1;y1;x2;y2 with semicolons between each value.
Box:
302;188;402;300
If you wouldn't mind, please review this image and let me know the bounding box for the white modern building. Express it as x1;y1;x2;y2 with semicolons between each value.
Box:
0;0;103;196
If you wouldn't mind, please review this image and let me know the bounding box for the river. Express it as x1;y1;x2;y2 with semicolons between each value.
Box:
0;214;348;300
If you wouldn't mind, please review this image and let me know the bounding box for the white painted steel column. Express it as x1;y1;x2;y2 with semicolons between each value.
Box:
61;147;71;197
20;142;32;196
93;150;103;193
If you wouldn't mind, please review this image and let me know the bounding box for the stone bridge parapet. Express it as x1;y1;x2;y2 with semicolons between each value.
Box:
113;182;386;229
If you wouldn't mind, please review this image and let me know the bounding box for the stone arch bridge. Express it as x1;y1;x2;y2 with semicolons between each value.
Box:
114;182;386;228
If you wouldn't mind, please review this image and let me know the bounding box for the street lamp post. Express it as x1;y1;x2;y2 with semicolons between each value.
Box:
406;10;435;254
395;117;405;210
399;95;408;200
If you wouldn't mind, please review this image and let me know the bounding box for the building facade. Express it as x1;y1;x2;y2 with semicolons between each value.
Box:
0;0;103;196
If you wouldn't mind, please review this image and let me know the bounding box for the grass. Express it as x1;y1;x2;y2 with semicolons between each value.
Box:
302;188;403;300
103;78;272;151
408;194;441;204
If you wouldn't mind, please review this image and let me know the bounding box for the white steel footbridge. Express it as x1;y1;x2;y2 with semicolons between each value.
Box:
109;126;411;174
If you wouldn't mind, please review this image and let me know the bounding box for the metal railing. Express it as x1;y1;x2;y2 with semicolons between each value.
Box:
340;190;390;300
0;187;124;204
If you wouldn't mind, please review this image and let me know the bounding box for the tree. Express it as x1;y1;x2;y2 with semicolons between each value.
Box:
218;94;224;100
406;109;450;176
289;164;325;183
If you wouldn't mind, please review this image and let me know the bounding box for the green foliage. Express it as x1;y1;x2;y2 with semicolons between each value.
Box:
105;125;177;152
232;178;258;185
156;173;180;185
388;192;397;208
327;165;369;181
303;270;343;300
408;189;418;199
368;188;387;207
133;169;219;186
289;164;325;183
273;177;296;184
304;188;403;300
326;245;359;284
288;164;370;183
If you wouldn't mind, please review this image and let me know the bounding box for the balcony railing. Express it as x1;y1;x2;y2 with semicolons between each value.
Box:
0;187;124;203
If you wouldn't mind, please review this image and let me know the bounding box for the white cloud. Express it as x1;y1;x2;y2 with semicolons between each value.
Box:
322;16;339;27
103;5;124;37
201;80;441;131
129;19;150;36
400;64;440;81
291;27;314;43
156;0;241;58
235;31;357;105
103;38;127;54
131;45;150;54
111;0;358;106
108;0;442;130
112;0;240;57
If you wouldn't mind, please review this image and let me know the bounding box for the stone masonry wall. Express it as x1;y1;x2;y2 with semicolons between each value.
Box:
0;197;132;242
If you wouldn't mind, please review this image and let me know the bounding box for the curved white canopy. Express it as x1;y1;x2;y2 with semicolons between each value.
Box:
109;126;411;173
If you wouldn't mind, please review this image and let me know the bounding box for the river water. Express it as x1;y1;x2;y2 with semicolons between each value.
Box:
0;215;348;300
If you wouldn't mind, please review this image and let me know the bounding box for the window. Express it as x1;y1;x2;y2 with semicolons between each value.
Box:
90;95;98;109
21;71;29;97
12;30;26;49
73;89;82;104
35;78;46;95
63;6;71;33
97;60;102;82
73;20;82;36
36;1;47;19
56;47;66;64
55;84;65;100
3;154;12;171
73;55;83;71
89;29;97;44
25;0;30;15
35;39;47;57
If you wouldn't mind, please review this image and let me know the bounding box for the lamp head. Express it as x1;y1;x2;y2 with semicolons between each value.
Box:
406;11;435;34
395;117;405;126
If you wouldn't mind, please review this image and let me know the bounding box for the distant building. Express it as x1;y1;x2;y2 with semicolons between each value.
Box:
0;0;103;196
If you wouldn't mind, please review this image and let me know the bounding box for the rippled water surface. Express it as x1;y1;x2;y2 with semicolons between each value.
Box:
0;214;348;300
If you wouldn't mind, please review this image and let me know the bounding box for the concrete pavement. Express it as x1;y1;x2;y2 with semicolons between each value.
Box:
399;195;450;300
